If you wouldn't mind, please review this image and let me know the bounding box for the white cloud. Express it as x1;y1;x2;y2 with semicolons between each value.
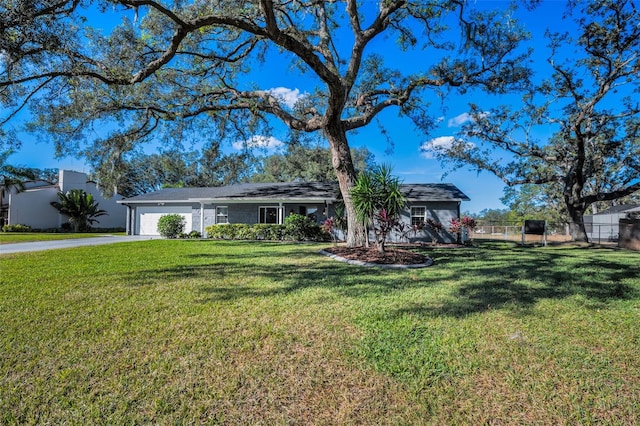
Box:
420;136;456;159
267;87;304;108
447;113;473;128
420;136;474;159
447;111;490;128
233;135;284;151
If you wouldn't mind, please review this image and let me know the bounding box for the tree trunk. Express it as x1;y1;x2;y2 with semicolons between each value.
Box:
567;204;589;242
325;122;367;247
564;175;589;243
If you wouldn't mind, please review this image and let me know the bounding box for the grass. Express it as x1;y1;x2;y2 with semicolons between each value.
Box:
1;240;639;424
0;232;126;244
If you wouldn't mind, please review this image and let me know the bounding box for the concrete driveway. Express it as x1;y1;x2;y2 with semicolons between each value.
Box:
0;235;158;255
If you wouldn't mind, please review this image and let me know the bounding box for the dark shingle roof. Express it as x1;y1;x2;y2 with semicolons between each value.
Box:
401;183;470;202
594;204;640;215
120;182;469;203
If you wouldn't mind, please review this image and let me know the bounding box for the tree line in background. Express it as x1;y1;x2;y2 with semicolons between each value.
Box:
1;140;373;199
90;141;374;198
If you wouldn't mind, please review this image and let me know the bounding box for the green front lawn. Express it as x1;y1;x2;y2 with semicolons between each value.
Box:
1;241;638;424
0;232;126;244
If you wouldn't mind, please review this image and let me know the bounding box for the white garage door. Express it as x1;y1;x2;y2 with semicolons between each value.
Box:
136;206;193;236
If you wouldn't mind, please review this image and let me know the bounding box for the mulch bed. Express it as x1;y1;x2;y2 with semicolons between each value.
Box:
323;246;428;265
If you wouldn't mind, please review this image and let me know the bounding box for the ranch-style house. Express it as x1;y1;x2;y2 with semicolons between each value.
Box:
118;182;470;242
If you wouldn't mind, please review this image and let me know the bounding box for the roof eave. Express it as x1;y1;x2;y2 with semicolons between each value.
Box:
119;197;338;204
405;197;470;202
117;199;190;204
192;197;337;203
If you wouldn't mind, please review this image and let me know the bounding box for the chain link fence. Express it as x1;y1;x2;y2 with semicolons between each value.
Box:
585;222;621;244
470;220;620;245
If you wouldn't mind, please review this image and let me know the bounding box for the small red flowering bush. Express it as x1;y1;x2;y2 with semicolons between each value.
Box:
322;217;337;244
425;218;445;243
450;216;477;243
373;208;400;251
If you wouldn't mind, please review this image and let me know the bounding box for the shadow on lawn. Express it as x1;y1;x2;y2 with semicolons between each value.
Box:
406;242;640;317
122;241;640;317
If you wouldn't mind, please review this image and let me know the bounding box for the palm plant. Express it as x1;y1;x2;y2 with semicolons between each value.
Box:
351;171;375;247
50;189;107;232
350;164;406;252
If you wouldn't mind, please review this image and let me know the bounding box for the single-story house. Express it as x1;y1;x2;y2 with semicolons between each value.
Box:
1;170;126;230
118;182;470;242
584;204;640;242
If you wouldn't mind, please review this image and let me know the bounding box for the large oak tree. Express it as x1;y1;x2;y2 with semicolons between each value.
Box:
1;0;531;246
429;0;640;242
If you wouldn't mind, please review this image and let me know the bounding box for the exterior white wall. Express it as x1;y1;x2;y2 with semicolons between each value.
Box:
589;213;623;241
59;170;89;193
8;186;61;229
84;181;126;228
7;170;126;230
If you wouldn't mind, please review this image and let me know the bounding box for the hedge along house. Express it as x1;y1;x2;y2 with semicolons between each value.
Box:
118;182;470;242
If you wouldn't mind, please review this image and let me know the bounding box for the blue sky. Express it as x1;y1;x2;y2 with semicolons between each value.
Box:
6;1;574;214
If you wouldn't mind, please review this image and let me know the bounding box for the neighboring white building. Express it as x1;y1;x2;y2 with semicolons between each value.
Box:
584;204;640;242
1;170;126;230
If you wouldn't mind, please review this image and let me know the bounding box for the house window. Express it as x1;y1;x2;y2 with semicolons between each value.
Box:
305;207;319;221
411;206;426;226
296;206;318;222
259;206;281;224
216;206;229;224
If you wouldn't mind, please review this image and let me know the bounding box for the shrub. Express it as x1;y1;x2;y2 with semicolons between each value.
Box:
233;224;255;240
188;230;202;239
253;224;274;240
206;224;249;240
424;218;444;243
157;214;186;238
284;213;318;241
205;223;325;241
269;225;287;240
252;224;285;241
450;216;477;244
2;224;32;232
205;224;227;239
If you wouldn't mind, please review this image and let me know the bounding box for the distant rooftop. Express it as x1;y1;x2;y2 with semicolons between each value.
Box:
594;204;640;215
